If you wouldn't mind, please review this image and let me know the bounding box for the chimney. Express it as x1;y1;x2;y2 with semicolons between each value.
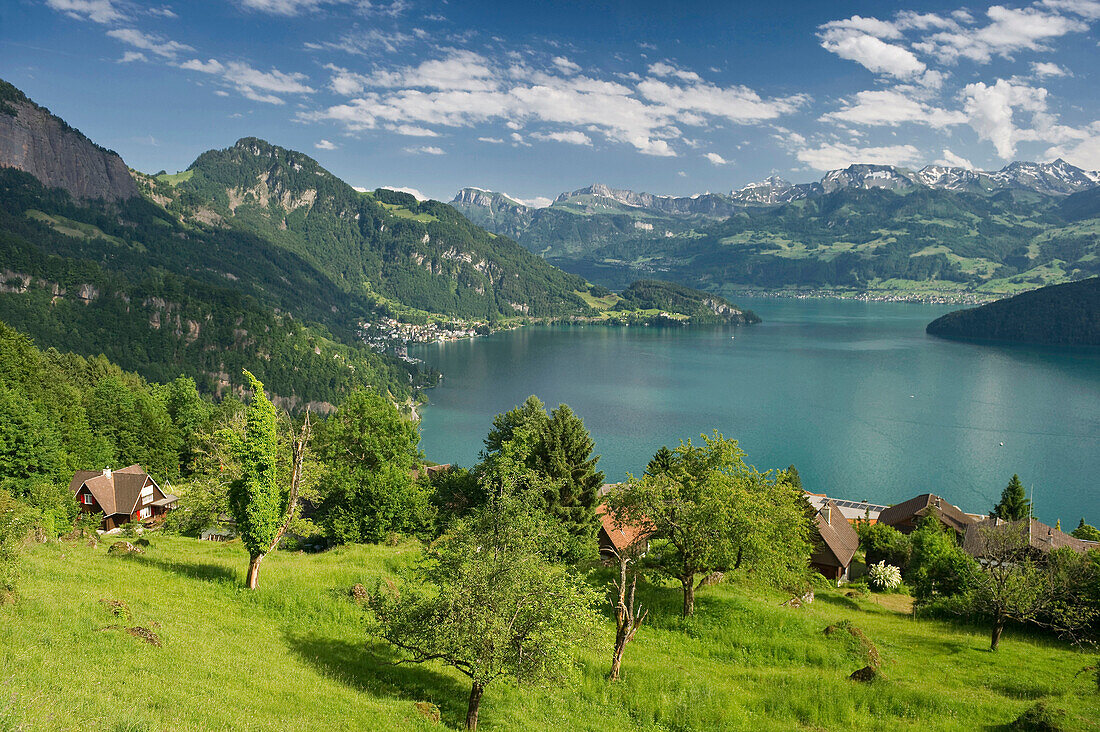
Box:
103;467;112;479
823;503;831;524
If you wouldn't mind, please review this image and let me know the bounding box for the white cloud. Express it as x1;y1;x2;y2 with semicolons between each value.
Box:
405;145;445;155
552;56;581;74
107;28;193;58
477;136;504;143
239;0;406;16
703;152;728;165
819;15;903;39
796;142;924;170
1041;0;1100;19
45;0;124;24
530;130;593;145
818;26;926;78
823;89;967;128
387;124;439;136
1032;61;1070;77
962;79;1049;158
647;61;702;82
935;149;975;168
181;58;315;104
118;51;147;63
314;139;338;150
1046;132;1100;169
306;29;413;56
916;5;1088;63
307;49;802;158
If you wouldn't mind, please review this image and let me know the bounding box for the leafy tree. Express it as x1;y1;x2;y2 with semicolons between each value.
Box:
371;483;599;731
907;517;976;603
161;375;213;477
481;395;548;460
992;474;1031;522
315;389;428;543
528;404;604;544
607;433;812;616
857;522;911;569
225;371;309;589
645;446;674;477
0;387;63;484
1072;519;1100;542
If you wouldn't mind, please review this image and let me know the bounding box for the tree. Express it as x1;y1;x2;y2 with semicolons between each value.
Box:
528;404;604;543
991;474;1031;522
1072;519;1100;543
371;483;599;731
606;534;647;681
966;521;1056;650
607;433;812;617
645;446;674;477
161;375;212;477
857;521;911;570
481;395;549;460
225;371;310;589
906;517;976;603
315;389;427;543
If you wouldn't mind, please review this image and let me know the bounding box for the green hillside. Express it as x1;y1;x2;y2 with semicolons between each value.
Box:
2;535;1097;731
927;277;1100;346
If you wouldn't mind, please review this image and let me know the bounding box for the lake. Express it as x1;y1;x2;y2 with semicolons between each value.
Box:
412;298;1100;526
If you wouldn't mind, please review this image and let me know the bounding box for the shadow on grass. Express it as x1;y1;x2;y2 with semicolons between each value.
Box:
814;593;863;612
286;632;469;726
129;553;239;585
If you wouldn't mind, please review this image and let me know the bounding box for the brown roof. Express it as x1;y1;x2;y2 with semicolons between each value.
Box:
964;517;1097;557
877;493;974;534
68;465;159;517
813;500;860;568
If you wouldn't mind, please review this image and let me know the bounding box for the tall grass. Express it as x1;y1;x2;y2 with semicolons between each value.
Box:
0;536;1096;730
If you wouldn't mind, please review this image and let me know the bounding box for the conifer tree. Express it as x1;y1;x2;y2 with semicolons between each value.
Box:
991;474;1031;522
529;404;604;540
645;446;674;477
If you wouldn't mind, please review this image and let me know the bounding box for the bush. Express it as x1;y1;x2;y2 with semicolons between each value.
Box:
857;521;911;569
0;490;31;601
907;519;976;603
868;561;902;591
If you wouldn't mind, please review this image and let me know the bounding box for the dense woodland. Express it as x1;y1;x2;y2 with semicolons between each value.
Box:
927;277;1100;346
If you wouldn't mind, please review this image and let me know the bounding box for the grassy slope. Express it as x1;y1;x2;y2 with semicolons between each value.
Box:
2;536;1098;731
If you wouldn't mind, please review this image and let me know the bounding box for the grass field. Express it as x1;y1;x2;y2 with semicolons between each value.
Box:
2;535;1097;731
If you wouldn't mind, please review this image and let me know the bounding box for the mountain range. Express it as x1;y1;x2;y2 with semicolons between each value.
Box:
450;161;1100;296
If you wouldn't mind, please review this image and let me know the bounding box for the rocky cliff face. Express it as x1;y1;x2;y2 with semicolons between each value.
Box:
0;80;138;201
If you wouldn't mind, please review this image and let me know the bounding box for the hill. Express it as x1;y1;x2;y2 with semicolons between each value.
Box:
612;280;760;324
926;277;1100;346
2;534;1097;730
451;161;1100;299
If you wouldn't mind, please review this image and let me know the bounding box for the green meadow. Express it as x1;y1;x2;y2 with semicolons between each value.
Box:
2;535;1097;731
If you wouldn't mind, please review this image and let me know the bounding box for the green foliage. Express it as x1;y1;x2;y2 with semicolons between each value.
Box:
612;280;759;323
906;518;976;603
867;561;902;591
645;446;674;477
0;489;29;600
1072;519;1100;542
992;474;1032;522
226;371;281;562
315;390;429;544
1010;700;1067;731
527;404;604;546
481;395;549;459
371;484;600;729
928;278;1100;346
608;432;813;616
856;521;911;569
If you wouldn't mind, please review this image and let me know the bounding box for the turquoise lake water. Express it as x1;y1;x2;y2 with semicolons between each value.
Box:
413;298;1100;526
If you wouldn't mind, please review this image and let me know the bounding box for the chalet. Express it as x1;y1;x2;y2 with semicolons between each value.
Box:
876;493;974;538
804;492;887;524
69;465;177;531
596;484;649;559
810;499;860;583
963;517;1098;559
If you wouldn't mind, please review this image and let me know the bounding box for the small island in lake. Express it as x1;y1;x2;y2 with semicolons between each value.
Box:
926;277;1100;346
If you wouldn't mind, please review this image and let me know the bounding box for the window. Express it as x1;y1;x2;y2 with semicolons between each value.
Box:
81;493;94;506
143;494;153;505
138;507;152;520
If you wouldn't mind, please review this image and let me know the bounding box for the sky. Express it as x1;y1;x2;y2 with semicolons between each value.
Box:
2;0;1099;204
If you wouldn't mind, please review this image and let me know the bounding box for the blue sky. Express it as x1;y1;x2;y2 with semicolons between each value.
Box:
2;0;1098;203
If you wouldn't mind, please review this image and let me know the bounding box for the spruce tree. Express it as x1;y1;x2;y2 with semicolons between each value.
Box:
645;446;674;477
991;474;1031;522
529;404;604;539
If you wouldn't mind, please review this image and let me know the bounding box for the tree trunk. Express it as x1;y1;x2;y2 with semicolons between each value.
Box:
990;615;1005;651
246;553;264;590
609;632;627;681
681;576;695;617
466;681;484;732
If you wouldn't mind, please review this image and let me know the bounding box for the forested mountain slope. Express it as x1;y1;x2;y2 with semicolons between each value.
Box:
926;277;1100;346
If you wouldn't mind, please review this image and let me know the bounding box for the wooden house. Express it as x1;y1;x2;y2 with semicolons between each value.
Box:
69;465;177;531
876;493;974;538
810;499;860;583
963;516;1098;559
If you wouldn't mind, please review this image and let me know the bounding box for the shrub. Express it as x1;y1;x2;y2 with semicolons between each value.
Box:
868;561;902;591
0;490;30;601
857;521;911;569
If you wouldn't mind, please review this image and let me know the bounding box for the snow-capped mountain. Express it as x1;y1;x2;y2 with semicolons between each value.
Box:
986;159;1099;195
730;175;820;204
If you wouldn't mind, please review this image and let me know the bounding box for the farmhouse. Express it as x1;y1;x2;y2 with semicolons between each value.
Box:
877;493;974;537
964;516;1098;559
69;465;177;531
596;484;649;559
810;499;860;583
